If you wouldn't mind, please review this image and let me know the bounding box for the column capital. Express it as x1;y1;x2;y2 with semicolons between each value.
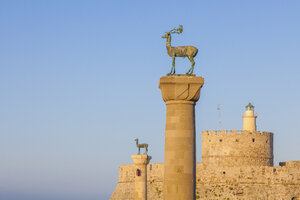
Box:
159;75;204;103
131;154;151;165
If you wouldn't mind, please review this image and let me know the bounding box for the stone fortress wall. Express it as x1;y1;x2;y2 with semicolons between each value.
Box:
110;101;300;200
196;161;300;200
111;163;164;200
202;130;273;167
111;129;299;200
111;161;300;200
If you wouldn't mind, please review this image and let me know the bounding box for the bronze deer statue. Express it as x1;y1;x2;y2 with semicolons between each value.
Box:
134;138;148;155
162;25;198;75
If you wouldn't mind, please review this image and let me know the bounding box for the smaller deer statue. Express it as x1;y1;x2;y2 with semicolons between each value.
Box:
134;138;148;155
161;25;198;75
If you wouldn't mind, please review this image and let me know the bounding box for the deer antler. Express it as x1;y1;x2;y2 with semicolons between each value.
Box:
168;25;183;35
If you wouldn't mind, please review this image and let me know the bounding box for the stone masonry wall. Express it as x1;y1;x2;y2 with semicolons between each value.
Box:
202;130;273;167
110;164;135;200
110;162;300;200
196;161;300;200
110;163;164;200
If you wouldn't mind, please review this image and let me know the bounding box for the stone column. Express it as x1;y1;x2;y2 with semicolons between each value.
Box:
159;75;204;200
131;154;151;200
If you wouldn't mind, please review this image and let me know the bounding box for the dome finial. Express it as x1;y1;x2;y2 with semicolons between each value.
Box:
245;103;254;110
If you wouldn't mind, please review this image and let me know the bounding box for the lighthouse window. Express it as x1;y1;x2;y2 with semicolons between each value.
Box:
219;139;222;142
252;138;255;142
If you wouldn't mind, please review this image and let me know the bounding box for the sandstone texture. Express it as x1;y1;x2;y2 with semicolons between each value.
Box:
110;160;300;200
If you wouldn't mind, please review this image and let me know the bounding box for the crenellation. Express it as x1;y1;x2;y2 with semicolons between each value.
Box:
241;130;250;135
229;130;239;135
207;130;217;135
218;130;227;135
203;130;273;137
284;161;300;167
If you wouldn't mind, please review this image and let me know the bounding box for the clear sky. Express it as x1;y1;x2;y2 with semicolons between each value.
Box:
1;0;300;199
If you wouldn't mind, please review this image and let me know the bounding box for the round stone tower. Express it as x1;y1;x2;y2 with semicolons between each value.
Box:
202;104;273;167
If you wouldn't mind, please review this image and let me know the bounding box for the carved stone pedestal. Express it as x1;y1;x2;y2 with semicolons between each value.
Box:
159;75;204;200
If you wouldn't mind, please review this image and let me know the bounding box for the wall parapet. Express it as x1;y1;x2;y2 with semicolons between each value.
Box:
202;130;273;136
279;161;300;167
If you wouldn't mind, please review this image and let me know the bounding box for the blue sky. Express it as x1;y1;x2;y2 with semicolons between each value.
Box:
1;1;300;199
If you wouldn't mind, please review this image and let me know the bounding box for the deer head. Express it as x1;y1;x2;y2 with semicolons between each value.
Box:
161;32;170;38
161;25;183;38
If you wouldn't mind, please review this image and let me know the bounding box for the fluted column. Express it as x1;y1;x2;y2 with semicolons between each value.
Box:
159;75;204;200
131;154;151;200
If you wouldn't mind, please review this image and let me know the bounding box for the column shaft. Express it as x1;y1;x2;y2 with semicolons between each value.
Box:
164;100;195;200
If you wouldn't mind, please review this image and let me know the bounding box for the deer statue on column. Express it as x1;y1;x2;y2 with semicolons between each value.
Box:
161;25;198;75
134;138;148;155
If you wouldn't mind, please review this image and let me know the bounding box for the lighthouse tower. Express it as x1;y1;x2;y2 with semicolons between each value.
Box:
242;103;257;131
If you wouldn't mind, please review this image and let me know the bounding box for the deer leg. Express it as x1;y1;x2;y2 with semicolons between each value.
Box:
138;147;140;154
187;56;195;75
168;57;173;75
191;58;195;74
172;56;175;74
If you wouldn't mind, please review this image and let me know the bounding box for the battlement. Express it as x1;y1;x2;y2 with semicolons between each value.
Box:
202;130;274;167
279;161;300;167
202;130;273;136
